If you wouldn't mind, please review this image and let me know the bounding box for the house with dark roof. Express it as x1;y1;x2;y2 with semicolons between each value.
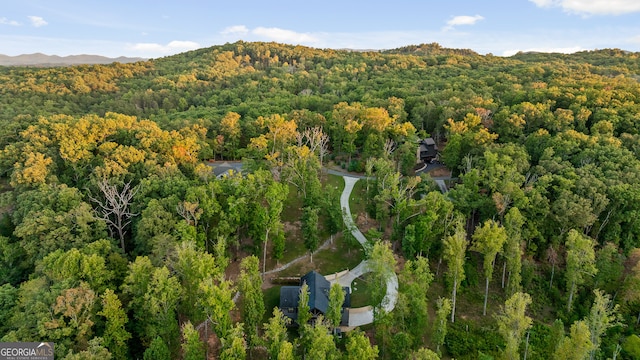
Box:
207;161;243;179
279;271;351;326
417;138;438;163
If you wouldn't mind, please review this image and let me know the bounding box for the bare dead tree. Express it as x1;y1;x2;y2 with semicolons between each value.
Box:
318;130;330;167
89;179;139;253
462;154;474;174
296;131;305;147
384;138;396;157
301;127;330;165
176;201;203;227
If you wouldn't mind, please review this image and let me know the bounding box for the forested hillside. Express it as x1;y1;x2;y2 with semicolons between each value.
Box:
1;41;640;359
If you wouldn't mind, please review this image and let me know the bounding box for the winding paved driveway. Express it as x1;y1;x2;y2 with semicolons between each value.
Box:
331;175;398;327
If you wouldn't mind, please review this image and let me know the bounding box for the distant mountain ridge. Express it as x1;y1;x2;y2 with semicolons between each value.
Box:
0;53;147;66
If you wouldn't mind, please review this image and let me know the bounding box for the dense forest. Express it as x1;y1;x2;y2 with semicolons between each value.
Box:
1;41;640;359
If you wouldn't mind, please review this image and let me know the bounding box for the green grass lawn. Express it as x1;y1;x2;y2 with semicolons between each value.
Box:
263;285;282;323
275;237;307;266
313;234;364;274
266;173;348;270
276;233;364;278
323;172;345;190
281;183;303;225
349;178;368;217
350;273;384;308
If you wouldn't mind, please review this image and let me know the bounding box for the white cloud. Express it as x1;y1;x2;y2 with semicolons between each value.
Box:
502;45;585;57
128;40;200;55
444;15;484;31
28;16;47;27
252;27;318;43
0;17;20;26
529;0;640;15
529;0;555;7
221;25;249;35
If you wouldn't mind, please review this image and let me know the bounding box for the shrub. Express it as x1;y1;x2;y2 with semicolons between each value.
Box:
445;320;503;360
623;334;640;359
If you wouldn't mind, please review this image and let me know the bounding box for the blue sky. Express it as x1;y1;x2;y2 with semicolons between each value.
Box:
1;0;640;58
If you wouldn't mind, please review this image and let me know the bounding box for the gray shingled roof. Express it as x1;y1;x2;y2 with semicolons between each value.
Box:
301;271;331;314
279;271;352;326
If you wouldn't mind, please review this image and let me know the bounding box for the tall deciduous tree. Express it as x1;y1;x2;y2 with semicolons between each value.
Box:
344;120;364;162
219;112;242;159
565;230;597;312
443;222;467;323
305;315;340;360
14;186;107;266
98;289;130;360
368;241;397;313
170;241;219;321
238;255;264;346
247;171;288;275
220;323;246;360
250;113;298;165
587;289;620;360
472;219;508;315
198;274;235;340
302;206;320;262
64;337;113;360
554;320;593;360
46;282;97;352
504;207;524;295
344;330;379;360
410;348;441;360
0;284;17;335
396;256;433;342
593;243;624;295
181;321;205;360
282;145;321;206
622;248;640;324
144;337;170;360
496;292;532;360
277;341;294;360
433;297;451;355
327;283;346;331
144;266;182;352
297;282;311;328
121;256;154;344
263;307;291;360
